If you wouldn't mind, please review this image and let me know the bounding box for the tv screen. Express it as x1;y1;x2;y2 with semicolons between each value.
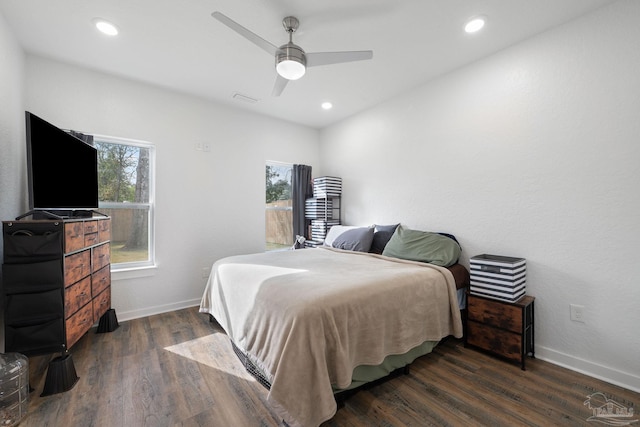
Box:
26;111;99;213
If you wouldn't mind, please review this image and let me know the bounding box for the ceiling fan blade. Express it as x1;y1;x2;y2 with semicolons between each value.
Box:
212;12;278;56
306;50;373;67
272;75;289;97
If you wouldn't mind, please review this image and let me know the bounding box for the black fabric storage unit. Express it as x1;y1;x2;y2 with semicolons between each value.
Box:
3;222;63;263
2;221;65;355
5;316;65;355
2;259;63;291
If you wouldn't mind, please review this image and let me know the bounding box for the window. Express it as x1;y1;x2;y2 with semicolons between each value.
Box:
94;136;155;269
265;162;292;250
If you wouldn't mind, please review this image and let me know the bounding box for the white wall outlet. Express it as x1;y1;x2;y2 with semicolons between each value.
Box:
203;143;211;152
195;142;203;151
202;267;210;279
570;304;585;323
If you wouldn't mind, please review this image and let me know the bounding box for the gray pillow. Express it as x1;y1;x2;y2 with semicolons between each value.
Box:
370;223;400;254
331;227;374;252
382;225;461;267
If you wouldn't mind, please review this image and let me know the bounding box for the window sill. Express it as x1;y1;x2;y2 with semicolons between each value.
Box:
111;264;157;281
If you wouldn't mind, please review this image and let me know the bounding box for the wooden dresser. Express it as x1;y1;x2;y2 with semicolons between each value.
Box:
465;294;535;369
2;216;112;355
62;217;112;348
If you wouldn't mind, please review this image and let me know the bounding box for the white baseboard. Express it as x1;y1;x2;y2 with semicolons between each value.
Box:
115;298;202;323
536;345;640;393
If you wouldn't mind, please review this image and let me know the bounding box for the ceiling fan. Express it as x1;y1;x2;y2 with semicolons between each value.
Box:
212;11;373;96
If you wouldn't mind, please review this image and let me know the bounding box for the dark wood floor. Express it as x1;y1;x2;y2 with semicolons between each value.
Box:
22;307;638;426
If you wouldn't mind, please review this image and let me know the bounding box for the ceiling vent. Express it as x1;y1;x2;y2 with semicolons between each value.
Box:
232;92;259;104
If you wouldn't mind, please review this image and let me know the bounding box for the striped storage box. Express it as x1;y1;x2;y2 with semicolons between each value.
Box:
305;198;334;219
313;176;342;198
304;240;324;248
310;219;340;241
470;254;526;302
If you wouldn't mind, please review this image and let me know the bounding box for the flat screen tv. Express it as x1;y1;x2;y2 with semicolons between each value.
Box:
25;111;99;217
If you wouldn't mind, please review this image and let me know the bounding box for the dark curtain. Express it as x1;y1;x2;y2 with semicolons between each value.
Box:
292;164;312;240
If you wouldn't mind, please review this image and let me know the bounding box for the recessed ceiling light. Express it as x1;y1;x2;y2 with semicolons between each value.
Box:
321;102;333;110
464;16;486;34
93;18;119;36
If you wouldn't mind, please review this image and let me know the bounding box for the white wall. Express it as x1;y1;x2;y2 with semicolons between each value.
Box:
321;0;640;392
0;12;26;226
24;56;321;320
0;6;26;353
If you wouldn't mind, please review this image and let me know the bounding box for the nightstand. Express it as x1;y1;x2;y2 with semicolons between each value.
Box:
465;294;535;370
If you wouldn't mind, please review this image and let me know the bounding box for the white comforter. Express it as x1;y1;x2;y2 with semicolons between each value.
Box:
199;247;463;427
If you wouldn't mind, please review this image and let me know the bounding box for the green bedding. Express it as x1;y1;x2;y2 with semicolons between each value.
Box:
334;340;438;392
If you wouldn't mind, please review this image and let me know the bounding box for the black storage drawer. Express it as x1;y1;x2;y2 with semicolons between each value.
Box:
3;222;63;263
4;289;64;324
2;259;63;293
4;316;65;355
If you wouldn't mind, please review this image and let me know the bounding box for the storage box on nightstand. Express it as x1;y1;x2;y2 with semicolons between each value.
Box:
470;254;526;302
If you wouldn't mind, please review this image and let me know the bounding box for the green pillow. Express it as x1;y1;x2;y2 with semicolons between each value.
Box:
382;225;461;267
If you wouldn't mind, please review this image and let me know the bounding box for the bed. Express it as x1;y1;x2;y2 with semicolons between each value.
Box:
199;226;467;427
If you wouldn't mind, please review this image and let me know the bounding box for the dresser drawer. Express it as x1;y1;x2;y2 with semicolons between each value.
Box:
84;220;98;234
468;295;523;334
64;276;92;318
93;288;111;323
65;302;93;349
84;232;99;247
98;219;111;243
64;250;91;287
467;321;522;362
92;265;111;296
64;222;84;253
92;243;110;272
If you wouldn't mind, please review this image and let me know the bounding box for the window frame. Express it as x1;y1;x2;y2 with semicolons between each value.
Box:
93;134;156;271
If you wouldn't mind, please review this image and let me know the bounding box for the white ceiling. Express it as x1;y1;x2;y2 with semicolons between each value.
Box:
0;0;616;129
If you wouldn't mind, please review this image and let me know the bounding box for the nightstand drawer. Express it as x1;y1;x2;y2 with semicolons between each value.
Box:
467;321;523;362
468;295;523;333
465;294;535;370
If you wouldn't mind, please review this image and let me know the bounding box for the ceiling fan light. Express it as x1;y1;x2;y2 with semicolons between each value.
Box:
276;43;307;80
277;59;306;80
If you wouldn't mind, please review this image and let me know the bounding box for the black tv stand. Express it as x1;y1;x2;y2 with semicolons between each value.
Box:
68;210;94;218
15;209;107;221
